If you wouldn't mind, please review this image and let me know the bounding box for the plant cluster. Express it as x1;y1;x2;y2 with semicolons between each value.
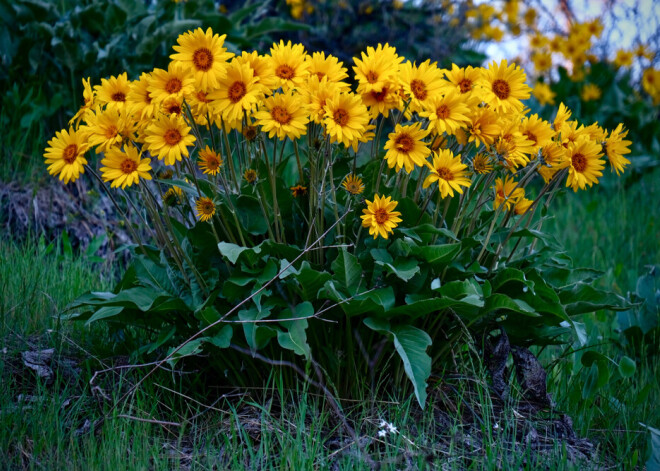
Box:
46;29;632;407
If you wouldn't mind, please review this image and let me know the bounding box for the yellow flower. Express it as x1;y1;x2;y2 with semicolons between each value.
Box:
400;59;446;113
69;77;96;127
187;88;214;125
580;83;602;102
479;60;531;113
514;197;533;215
170;27;234;91
243;169;258;184
197;145;223;175
163;186;184;206
160;96;184;116
94;72;131;111
360;80;402;118
634;44;655;61
254;91;309;140
538;142;565;183
127;72;156;120
494;176;524;211
614;49;634;68
323;92;370;148
494;128;535;170
564;137;605;191
519;114;554;150
585;19;604;38
195;196;216;222
422;149;471;198
529;33;548;49
342;174;365;195
443;64;483;100
531;51;552;72
384;122;431;173
148;61;195;104
234;50;276;93
352;43;403;94
144;113;196;166
81;106;134;153
532;82;555;106
642;68;660;104
605;124;632;175
99;144;152;189
466;107;501;147
209;59;262;122
44;127;89;184
300;76;343;123
305;51;350;88
552;102;572;132
267;40;310;91
420;90;471;136
471;153;493;175
290;184;308;197
360;194;403;240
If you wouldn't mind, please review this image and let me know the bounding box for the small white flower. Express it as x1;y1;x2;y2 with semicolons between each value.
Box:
378;429;387;438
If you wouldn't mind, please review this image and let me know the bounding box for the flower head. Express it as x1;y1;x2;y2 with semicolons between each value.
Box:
360;194;403;239
494;176;524;211
605;124;632;175
423;149;471;198
254;91;309;140
479;60;531;113
290;184;308;197
342;174;365;195
198;145;223;175
384;122;431;173
209;59;263;122
323;92;370;148
564;137;605;191
144;113;196;166
100;144;152;189
44;127;89;184
195;196;216;222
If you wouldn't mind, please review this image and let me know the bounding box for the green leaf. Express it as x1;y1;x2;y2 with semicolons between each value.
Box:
412;244;460;266
377;257;420;282
85;306;123;325
331;249;362;295
618;356;636;378
484;294;540;317
238;306;276;351
147;326;176;354
208;325;233;349
236;195;269;235
294;263;331;300
217;241;250;264
277;303;313;359
363;318;432;408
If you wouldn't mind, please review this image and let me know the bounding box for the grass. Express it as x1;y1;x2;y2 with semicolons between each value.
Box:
1;169;659;469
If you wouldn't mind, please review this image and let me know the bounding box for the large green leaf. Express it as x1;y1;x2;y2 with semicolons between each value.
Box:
331;249;362;295
412;244;460;266
363;318;432;408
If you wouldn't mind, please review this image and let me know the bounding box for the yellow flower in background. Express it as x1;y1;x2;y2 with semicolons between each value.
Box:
171;27;234;91
494;176;524;211
529;34;548;49
301;76;343;123
70;77;96;127
421;90;471;136
94;72;131;111
580;83;602;102
254;91;309;140
148;61;195;104
642;68;660;104
144;113;196;166
342;174;365;195
197;145;223;176
479;60;531;113
243;169;258;184
523;7;537;27
234;51;276;93
187;88;214;126
160;96;184;116
163;186;184;206
127;72;156;120
353;43;403;94
422;149;471;198
44;127;89;184
267;40;310;91
531;51;552;73
532;82;555;106
100;144;152;189
585;19;604;38
519;114;554;150
548;35;563;53
384;122;431;173
552;102;572;132
360;194;403;240
614;49;634;68
559;120;588;148
400;59;446;113
322;92;370;148
494;126;535;170
471;153;493;175
634;45;655;61
209;59;262;122
605;124;632;175
564;136;605;191
195;196;216;222
305;51;350;88
290;184;308;197
360;80;402;118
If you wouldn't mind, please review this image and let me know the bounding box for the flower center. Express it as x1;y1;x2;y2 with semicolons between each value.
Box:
206;157;220;170
333;109;349;126
201;201;214;213
458;78;473;93
120;158;137;174
228;81;247;103
436;166;454;181
276;64;295;80
524;131;538;145
394;134;414;153
572;152;587;172
492;79;511;99
164;129;182;146
315;72;325;81
244;126;258;141
374;208;389;225
436;104;450;119
366;71;379;83
193;48;213;71
105;125;119;139
62;144;78;164
165;78;182;94
370;88;387;102
197;91;210;103
112;92;126;102
271;106;292;125
410;79;427;100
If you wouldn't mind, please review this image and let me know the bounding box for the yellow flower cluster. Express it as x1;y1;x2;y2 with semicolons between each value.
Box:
44;30;632;239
